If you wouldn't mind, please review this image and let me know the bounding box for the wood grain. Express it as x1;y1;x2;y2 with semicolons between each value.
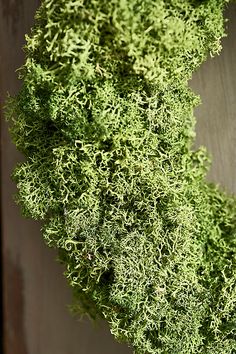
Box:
190;4;236;195
0;2;235;354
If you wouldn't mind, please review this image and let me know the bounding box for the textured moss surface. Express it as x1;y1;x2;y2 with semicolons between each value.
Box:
6;0;236;353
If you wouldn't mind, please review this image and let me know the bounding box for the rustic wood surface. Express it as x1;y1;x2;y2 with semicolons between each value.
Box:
190;4;236;195
0;2;235;354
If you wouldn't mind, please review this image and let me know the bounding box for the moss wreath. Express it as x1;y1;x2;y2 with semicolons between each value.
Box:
6;0;236;353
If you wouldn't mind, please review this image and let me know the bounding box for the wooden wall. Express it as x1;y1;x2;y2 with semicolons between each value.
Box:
0;1;235;353
191;4;236;195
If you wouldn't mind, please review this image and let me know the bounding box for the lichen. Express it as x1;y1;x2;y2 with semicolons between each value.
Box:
6;0;236;353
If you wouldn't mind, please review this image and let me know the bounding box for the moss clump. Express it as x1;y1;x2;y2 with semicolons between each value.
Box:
6;0;236;353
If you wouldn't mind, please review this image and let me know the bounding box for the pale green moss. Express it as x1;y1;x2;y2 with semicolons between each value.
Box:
6;0;236;353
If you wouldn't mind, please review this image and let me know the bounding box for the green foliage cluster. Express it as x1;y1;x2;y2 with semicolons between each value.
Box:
6;0;236;352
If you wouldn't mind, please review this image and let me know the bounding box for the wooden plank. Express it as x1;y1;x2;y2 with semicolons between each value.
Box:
0;2;235;354
190;4;236;195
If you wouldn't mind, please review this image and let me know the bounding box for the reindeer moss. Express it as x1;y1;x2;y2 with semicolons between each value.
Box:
6;0;236;353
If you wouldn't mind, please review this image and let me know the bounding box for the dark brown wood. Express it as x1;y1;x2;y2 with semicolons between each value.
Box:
0;1;235;354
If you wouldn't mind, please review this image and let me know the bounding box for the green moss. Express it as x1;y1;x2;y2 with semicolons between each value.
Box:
6;0;236;352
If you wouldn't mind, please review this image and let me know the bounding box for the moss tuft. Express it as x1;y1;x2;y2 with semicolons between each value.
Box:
6;0;236;352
